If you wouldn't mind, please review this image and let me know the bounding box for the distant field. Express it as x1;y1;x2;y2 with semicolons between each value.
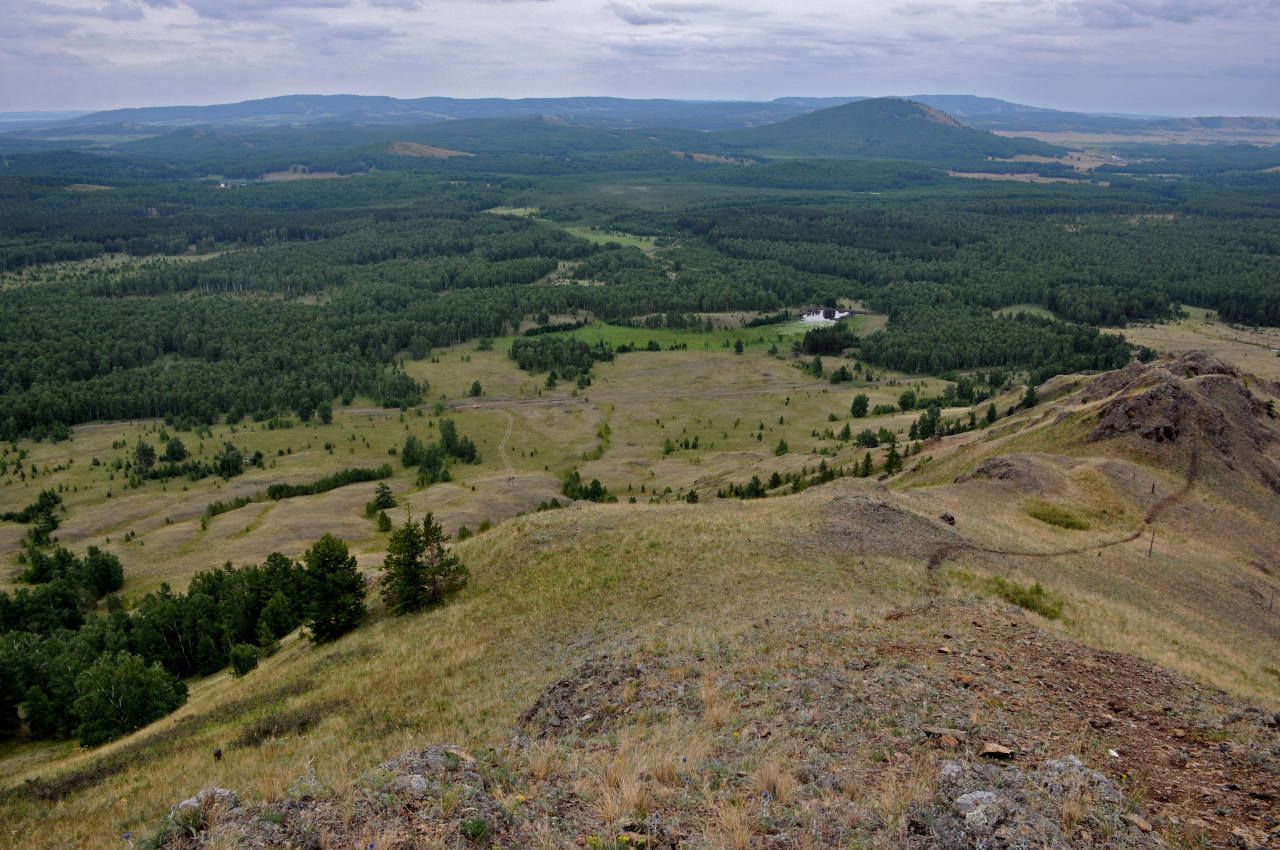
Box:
483;208;661;254
994;303;1057;319
992;128;1280;145
483;206;540;216
1179;304;1216;320
501;317;841;351
563;226;659;253
949;172;1084;184
259;170;346;182
2;334;937;599
1107;309;1280;381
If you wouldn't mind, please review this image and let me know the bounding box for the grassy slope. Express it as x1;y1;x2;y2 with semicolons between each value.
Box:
3;342;1279;847
3;461;1277;847
0;486;925;846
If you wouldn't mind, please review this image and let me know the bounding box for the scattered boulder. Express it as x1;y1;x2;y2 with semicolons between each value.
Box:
922;757;1163;849
173;787;239;817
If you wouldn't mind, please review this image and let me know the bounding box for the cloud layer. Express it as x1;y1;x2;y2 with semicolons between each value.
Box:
1;0;1275;114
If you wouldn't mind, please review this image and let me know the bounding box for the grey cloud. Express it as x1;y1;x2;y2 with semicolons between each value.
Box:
650;2;728;11
329;25;399;40
0;18;80;39
177;0;350;20
893;3;953;16
1068;0;1280;27
39;1;149;20
608;2;680;25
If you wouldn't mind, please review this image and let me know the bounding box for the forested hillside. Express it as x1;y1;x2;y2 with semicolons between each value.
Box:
1;111;1279;440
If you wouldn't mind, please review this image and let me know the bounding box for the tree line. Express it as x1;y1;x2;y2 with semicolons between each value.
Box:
0;510;468;746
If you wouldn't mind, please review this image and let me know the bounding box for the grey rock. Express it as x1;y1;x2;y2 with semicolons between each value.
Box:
816;773;844;792
173;787;239;816
953;790;1000;815
938;760;964;785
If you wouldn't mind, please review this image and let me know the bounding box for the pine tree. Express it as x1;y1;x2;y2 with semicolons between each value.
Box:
371;482;396;510
302;534;366;643
133;440;156;473
162;436;188;463
380;513;468;615
884;441;903;474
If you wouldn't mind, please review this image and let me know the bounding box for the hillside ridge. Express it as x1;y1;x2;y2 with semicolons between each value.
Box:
136;601;1280;849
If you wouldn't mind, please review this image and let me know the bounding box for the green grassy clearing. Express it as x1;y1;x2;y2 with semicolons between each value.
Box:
563;226;659;253
1179;304;1217;321
488;317;860;353
1025;499;1092;530
482;206;540;217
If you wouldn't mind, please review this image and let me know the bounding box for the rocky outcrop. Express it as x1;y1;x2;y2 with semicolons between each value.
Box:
1085;351;1280;491
922;756;1164;849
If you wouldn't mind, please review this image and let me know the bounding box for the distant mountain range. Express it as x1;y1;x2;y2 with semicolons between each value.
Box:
4;94;1277;136
0;98;1063;173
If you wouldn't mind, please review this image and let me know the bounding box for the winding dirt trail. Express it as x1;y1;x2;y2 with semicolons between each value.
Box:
927;443;1201;574
495;408;515;485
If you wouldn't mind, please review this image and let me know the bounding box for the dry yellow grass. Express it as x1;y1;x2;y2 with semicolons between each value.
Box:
0;488;917;847
3;340;1279;848
1;341;942;598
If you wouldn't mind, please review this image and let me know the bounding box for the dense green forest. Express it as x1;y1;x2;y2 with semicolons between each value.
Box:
1;109;1278;439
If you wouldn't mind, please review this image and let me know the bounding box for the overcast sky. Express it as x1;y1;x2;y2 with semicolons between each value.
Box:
1;0;1277;115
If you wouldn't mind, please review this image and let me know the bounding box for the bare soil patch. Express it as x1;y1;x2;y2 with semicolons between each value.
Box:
388;141;474;158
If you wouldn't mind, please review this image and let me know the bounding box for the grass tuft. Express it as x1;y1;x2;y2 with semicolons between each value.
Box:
1026;501;1091;530
987;576;1064;620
